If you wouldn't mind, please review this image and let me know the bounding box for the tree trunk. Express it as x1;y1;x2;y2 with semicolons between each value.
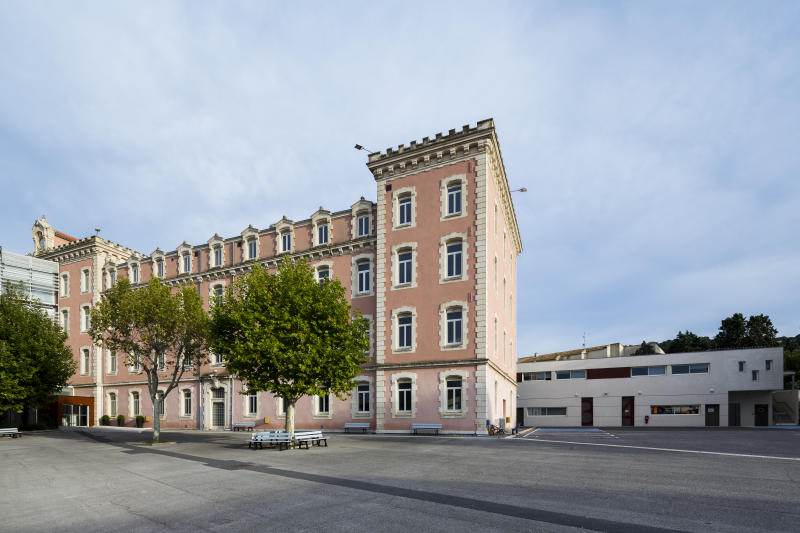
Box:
152;396;160;443
285;401;295;434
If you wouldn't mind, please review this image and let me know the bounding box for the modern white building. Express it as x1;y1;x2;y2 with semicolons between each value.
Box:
0;247;59;319
517;345;788;427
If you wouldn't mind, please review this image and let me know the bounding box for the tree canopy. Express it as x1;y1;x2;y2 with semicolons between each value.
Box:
0;285;75;415
89;277;209;442
210;259;369;434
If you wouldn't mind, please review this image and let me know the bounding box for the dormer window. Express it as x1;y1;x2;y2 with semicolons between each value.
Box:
156;260;164;278
281;232;291;253
318;223;329;245
248;240;257;260
213;247;222;267
357;214;370;237
131;264;139;283
183;254;191;274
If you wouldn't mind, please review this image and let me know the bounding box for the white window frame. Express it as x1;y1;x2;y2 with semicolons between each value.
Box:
248;239;258;260
391;306;417;353
243;390;258;418
107;349;117;375
276;396;286;418
209;282;226;305
351;376;374;418
439;301;468;350
393;187;416;229
80;268;90;294
439;369;469;417
313;391;332;418
315;260;333;283
350;198;373;239
281;232;292;254
440;175;467;220
391;242;418;289
157;390;166;418
181;388;193;417
357;213;370;237
351;253;374;298
391;372;417;418
439;233;469;283
131;353;141;373
182;254;191;274
156;259;164;278
107;391;117;417
80;305;91;332
130;390;141;417
213;247;223;267
361;314;374;357
132;263;140;283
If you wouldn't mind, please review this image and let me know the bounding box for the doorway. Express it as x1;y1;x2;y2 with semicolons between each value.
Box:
516;407;524;427
581;397;593;426
61;404;89;427
211;387;226;429
705;404;719;426
754;404;769;426
621;396;634;426
728;403;741;426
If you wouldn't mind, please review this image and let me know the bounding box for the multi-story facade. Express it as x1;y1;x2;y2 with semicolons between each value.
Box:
32;119;522;434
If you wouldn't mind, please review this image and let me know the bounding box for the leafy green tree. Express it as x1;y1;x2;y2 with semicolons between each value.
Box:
89;278;209;442
210;259;369;434
714;313;748;349
745;314;778;347
667;331;713;353
0;285;75;416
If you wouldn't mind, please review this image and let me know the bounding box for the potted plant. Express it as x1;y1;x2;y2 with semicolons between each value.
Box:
117;414;125;427
136;415;145;428
100;414;111;426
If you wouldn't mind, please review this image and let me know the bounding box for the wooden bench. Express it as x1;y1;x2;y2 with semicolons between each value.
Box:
233;422;256;431
411;423;442;435
294;430;328;449
0;428;20;438
344;422;370;433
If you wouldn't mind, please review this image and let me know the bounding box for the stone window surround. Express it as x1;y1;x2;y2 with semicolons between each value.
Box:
438;369;469;418
79;345;91;375
59;272;70;298
106;348;117;375
350;197;373;239
180;387;193;418
80;267;90;294
439;232;469;283
351;253;375;298
391;306;417;354
274;218;294;255
390;372;417;418
151;250;165;278
312;391;333;419
208;234;226;268
80;304;91;333
106;389;119;417
276;396;286;419
130;261;141;283
390;241;418;290
209;281;227;304
130;352;142;374
351;375;374;419
241;225;260;261
393;186;417;229
242;389;259;419
311;209;332;247
315;260;333;281
440;174;468;221
129;388;142;417
439;300;469;351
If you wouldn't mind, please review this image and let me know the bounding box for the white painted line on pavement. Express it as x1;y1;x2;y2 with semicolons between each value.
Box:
522;437;800;461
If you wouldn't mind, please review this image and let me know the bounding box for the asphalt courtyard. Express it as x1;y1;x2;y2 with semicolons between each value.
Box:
2;427;799;532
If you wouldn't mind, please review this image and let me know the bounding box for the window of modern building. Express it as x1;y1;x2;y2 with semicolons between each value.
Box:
446;377;462;411
357;261;370;294
357;382;370;413
60;273;69;297
518;372;552;382
556;370;586;380
357;214;370;237
248;239;257;260
527;407;567;416
248;391;258;415
766;360;772;370
672;363;709;375
397;313;412;350
318;223;329;245
214;247;223;267
398;195;412;226
81;268;90;293
446;308;463;346
281;232;291;253
131;391;140;416
397;250;412;285
317;267;330;282
446;183;462;216
446;242;463;278
397;380;412;412
631;366;666;376
108;392;117;417
183;390;192;416
737;361;745;372
651;405;699;415
182;255;191;274
752;370;759;381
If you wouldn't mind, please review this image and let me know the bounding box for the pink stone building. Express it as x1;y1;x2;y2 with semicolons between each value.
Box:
32;119;522;434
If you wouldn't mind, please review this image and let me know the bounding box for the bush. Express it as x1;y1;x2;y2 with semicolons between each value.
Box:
116;414;125;426
100;415;111;426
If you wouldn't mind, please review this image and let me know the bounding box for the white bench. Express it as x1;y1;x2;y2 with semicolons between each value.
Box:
247;431;276;449
411;423;442;435
344;422;370;433
0;428;20;438
295;430;328;449
234;422;256;431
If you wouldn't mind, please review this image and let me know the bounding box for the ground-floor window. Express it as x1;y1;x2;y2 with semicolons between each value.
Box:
651;405;699;415
446;377;462;411
108;393;117;417
398;380;412;412
357;383;370;413
248;391;258;415
317;393;330;415
131;391;140;416
527;407;567;416
62;404;89;427
183;390;192;416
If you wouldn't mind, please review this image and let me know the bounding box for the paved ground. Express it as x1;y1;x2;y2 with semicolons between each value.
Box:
2;427;799;532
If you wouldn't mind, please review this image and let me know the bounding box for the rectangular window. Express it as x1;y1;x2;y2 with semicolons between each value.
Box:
527;407;567;416
318;394;329;414
131;392;140;416
556;370;585;379
357;214;370;236
281;233;291;253
766;360;772;370
397;381;412;412
651;405;699;415
81;269;90;292
357;383;370;413
81;349;90;375
183;255;190;274
108;393;117;417
61;310;69;334
446;242;462;278
318;224;328;245
398;196;411;226
110;271;116;285
248;240;257;260
318;267;330;281
520;371;551;381
398;252;412;285
132;264;139;283
157;353;166;371
82;306;90;331
277;397;286;416
157;260;164;278
157;392;165;417
108;351;116;374
213;352;223;365
447;184;462;215
446;309;463;345
398;315;412;349
357;261;370;293
183;390;192;416
248;391;258;415
60;274;69;297
446;378;462;411
631;366;666;376
214;248;222;267
738;361;745;372
752;370;759;381
672;363;709;375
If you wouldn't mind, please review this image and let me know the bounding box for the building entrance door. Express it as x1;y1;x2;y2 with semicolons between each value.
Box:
705;404;719;426
754;404;769;426
621;396;634;426
61;404;89;427
581;397;593;426
516;407;524;427
728;403;741;426
212;402;225;428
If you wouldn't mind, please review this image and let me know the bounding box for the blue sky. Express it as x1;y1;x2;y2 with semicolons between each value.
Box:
1;1;798;354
